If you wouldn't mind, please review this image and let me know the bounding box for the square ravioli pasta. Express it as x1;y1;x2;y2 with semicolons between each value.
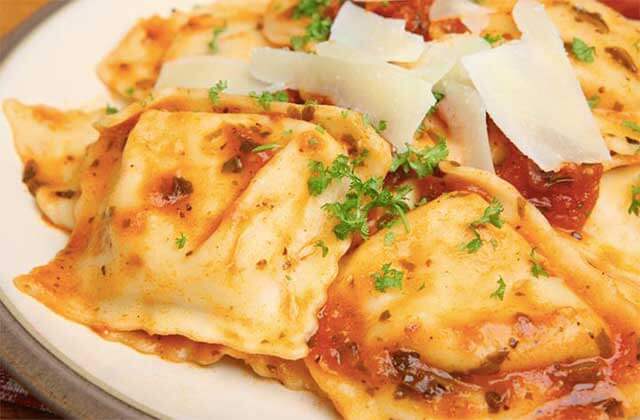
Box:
14;89;391;360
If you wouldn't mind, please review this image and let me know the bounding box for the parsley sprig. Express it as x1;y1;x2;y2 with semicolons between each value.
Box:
208;25;227;53
391;139;449;178
249;90;289;110
571;37;595;63
622;120;640;133
309;153;412;240
208;80;228;104
290;0;331;50
372;263;403;292
490;276;506;300
530;248;549;278
461;199;504;253
629;182;640;216
175;233;187;249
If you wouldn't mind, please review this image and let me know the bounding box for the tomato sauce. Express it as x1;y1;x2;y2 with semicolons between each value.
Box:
310;289;639;417
361;0;433;39
489;121;603;231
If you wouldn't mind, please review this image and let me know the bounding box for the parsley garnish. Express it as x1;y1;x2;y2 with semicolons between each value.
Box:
125;87;135;96
426;91;445;117
391;139;449;178
372;263;403;292
461;199;504;253
315;125;326;134
309;154;412;239
461;229;483;253
249;90;289;110
629;182;640;216
291;13;332;50
292;0;329;18
471;198;504;229
340;110;349;118
208;25;227;53
530;248;549;278
286;274;293;281
384;231;395;246
622;120;640;133
571;37;595;63
105;105;118;115
208;80;228;104
374;120;388;134
587;95;600;109
314;240;329;257
175;233;187;249
490;276;506;300
483;33;502;45
252;143;281;153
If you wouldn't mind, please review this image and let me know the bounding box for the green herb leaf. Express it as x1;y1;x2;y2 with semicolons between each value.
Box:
622;120;640;133
340;109;349;118
175;233;187;249
125;87;135;96
426;91;445;117
490;276;506;300
292;0;329;19
461;228;483;254
249;90;289;110
530;248;549;278
629;183;640;216
471;198;504;229
384;231;395;246
572;37;595;63
314;240;329;257
208;25;227;53
483;33;503;45
290;13;332;50
372;263;403;292
208;80;228;104
252;143;281;153
286;274;293;281
391;139;449;178
105;105;118;115
587;95;600;109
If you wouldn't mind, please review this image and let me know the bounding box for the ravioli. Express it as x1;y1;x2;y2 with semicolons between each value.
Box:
565;164;640;286
15;89;391;360
98;1;270;100
306;165;640;419
3;99;105;230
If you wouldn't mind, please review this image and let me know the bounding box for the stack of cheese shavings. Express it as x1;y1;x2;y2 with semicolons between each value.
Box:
155;0;610;173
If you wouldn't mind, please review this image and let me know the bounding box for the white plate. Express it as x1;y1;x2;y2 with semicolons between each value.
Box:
0;1;334;418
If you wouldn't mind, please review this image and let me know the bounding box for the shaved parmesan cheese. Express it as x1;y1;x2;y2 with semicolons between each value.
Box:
329;2;424;62
438;81;494;173
155;56;269;94
429;0;493;34
250;47;435;150
315;41;381;63
461;0;609;171
410;34;489;84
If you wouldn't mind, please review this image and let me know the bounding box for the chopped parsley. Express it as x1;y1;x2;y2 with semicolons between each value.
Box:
249;90;289;110
384;231;395;246
286;274;293;281
373;120;388;134
530;248;549;278
629;182;640;216
372;263;403;292
490;276;506;300
292;0;329;19
208;25;227;53
252;143;281;153
315;125;326;134
571;37;595;63
426;91;445;117
471;198;504;229
175;233;187;249
461;229;483;254
622;120;640;133
309;154;412;239
461;199;504;253
208;80;228;104
291;15;332;50
587;95;600;109
483;33;502;45
340;110;349;118
314;240;329;257
125;87;135;96
282;129;293;136
391;139;449;178
105;105;118;115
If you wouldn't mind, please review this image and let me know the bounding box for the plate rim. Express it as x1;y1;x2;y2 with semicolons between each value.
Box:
0;2;152;418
